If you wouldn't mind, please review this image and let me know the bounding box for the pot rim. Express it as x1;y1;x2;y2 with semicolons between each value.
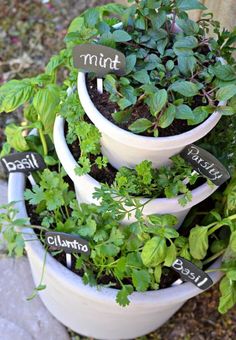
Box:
8;172;223;306
77;72;224;150
53;115;218;213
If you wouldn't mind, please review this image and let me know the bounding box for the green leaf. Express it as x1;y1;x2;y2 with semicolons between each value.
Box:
213;64;236;81
112;30;132;42
164;243;177;267
132;269;150;292
67;16;85;33
132;70;150;84
176;18;199;35
84;8;100;27
178;56;197;76
129;118;153;134
188;106;214;125
116;285;134;307
5;124;29;152
33;84;60;136
125;54;137;74
0;80;34;113
176;0;207;10
173;36;198;56
154;265;162;283
118;98;132;110
170;81;200;97
159;104;176;128
150;89;168;116
141;236;167;267
189;226;209;260
216;85;236;102
166;60;174;71
217;106;235;116
176;104;194;120
230;231;236;252
104;74;117;94
219;276;236;314
112;110;131;124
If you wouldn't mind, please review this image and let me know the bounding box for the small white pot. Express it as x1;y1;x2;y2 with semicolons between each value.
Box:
77;72;223;170
54;116;218;228
8;172;223;340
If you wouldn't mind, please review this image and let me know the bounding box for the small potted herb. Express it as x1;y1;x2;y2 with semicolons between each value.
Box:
71;0;236;169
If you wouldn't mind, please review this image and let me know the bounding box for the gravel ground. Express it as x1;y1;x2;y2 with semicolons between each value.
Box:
0;1;236;339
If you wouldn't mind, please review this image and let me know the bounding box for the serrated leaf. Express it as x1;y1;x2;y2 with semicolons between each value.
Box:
129;118;153;133
116;285;133;307
5;124;29;152
213;65;236;81
159;104;176;128
216;85;236;102
219;276;236;314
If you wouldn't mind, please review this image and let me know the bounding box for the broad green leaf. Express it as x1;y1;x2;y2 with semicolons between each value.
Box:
178;56;197;76
67;16;85;33
84;8;100;27
213;64;236;81
148;214;178;228
188;106;214;125
230;231;236;252
5;124;29;152
104;74;117;94
176;0;207;10
132;269;150;292
141;236;167;267
154;265;162;283
217;106;235;116
33;84;60;136
176;104;194;120
216;85;236;102
219;276;236;314
150;89;168;116
159;104;176;128
129;118;153;133
1;80;34;113
125;54;137;74
112;110;131;124
176;18;199;35
132;70;150;84
118;98;132;110
135;17;146;30
227;271;236;281
164;243;177;267
112;30;132;42
173;36;198;56
170;81;200;97
166;60;174;71
189;226;209;260
150;9;166;30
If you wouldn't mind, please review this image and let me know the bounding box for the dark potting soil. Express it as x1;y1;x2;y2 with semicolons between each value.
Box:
87;78;205;138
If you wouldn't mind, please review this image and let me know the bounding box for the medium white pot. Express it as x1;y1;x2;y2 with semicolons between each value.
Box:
54;116;218;228
8;172;223;340
77;72;223;170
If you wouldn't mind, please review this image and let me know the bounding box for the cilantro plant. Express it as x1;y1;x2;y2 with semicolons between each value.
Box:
1;168;236;311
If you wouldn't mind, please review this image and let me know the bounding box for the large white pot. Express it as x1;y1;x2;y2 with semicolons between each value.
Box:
54;116;218;228
8;172;223;340
77;72;223;170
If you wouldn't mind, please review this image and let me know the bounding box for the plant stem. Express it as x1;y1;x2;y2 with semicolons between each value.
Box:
38;128;48;156
203;249;225;265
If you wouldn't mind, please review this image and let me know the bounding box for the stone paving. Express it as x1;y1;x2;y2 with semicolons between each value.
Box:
0;179;70;340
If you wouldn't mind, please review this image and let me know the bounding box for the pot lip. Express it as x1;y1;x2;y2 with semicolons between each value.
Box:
54;115;218;212
77;72;224;149
8;171;223;305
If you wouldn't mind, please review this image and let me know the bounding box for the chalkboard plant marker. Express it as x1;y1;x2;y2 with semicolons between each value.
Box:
0;152;46;175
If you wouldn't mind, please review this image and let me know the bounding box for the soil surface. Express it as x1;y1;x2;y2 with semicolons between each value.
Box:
1;1;236;339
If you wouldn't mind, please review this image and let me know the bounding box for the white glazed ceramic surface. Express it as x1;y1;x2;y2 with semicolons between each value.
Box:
8;172;223;340
77;72;223;170
54;116;218;228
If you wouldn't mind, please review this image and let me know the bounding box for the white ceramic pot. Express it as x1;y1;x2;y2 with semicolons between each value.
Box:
8;172;223;340
77;72;223;170
53;116;218;228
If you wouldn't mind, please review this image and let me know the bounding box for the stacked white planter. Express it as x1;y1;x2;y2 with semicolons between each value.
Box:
8;172;223;340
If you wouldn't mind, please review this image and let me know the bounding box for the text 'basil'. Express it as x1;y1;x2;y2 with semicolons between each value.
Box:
172;257;213;290
181;144;230;186
73;44;126;77
0;152;46;175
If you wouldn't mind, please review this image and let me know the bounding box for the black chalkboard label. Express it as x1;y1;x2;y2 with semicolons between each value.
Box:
73;44;126;77
181;144;230;186
0;152;46;174
45;232;90;255
172;257;213;290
